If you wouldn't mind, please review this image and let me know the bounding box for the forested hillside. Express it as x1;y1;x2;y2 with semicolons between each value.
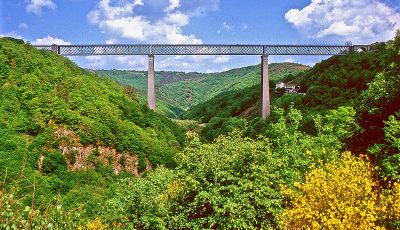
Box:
184;37;400;144
0;37;184;227
1;33;400;229
97;63;308;111
96;70;185;118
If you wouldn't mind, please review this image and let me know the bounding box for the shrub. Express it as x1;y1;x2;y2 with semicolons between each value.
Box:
281;152;400;229
161;131;284;229
42;151;67;174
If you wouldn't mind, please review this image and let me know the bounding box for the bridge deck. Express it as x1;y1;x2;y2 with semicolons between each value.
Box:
33;44;370;56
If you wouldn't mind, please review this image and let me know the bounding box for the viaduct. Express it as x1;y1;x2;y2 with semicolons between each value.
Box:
34;44;371;119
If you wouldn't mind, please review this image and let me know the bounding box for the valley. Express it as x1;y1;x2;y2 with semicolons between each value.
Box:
96;62;309;115
1;32;400;229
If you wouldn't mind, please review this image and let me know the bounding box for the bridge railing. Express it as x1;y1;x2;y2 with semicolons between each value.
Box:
33;45;53;51
33;44;368;56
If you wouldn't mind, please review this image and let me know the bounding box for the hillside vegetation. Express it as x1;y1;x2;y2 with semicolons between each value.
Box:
96;70;185;118
97;62;308;111
2;32;400;229
0;37;184;226
184;37;399;143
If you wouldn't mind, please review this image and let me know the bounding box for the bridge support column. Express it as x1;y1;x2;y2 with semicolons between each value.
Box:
148;55;156;111
51;44;59;54
261;54;270;120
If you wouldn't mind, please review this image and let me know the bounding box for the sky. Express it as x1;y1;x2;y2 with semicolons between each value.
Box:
1;0;400;72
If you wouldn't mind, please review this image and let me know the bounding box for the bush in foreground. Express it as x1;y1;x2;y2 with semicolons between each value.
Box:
281;152;400;229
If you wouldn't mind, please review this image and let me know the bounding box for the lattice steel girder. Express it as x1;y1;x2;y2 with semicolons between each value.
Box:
33;44;370;56
34;45;53;51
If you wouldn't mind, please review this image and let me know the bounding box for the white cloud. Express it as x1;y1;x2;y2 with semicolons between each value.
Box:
218;21;235;34
133;0;144;6
158;57;193;71
222;21;234;31
84;56;108;69
85;0;222;71
213;55;230;64
26;0;56;15
205;66;230;73
316;21;359;38
18;23;28;30
165;0;180;12
79;55;148;70
285;0;400;43
105;38;119;44
32;36;71;45
0;32;23;39
87;0;217;44
165;12;189;26
283;58;295;63
151;55;233;72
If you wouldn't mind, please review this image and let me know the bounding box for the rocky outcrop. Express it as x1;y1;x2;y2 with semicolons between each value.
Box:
60;145;139;176
38;126;151;176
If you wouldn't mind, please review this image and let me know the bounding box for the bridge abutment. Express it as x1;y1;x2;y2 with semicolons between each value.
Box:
51;44;59;54
261;55;270;119
148;55;156;111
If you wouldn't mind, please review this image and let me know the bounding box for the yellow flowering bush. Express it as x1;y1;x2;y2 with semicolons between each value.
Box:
382;182;400;225
85;218;105;230
281;152;400;229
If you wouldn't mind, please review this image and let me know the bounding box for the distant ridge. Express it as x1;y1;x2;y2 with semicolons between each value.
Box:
96;62;309;113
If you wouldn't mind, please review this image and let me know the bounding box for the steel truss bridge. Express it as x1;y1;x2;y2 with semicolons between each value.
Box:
34;44;370;56
34;44;371;119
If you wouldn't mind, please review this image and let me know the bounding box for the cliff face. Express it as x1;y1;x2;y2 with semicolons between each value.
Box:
37;126;150;176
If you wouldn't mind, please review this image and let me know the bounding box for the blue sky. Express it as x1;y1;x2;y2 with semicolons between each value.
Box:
1;0;400;72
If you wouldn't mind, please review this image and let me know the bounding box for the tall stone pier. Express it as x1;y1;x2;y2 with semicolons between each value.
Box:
148;55;156;111
261;55;270;119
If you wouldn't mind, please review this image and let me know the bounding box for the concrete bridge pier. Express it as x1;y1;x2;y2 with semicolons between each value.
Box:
51;44;59;54
148;55;156;111
261;54;270;119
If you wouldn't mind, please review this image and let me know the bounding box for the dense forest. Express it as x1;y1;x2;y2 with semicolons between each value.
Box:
1;31;400;229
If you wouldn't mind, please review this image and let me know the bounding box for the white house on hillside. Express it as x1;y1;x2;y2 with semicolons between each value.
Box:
276;82;285;88
275;81;300;93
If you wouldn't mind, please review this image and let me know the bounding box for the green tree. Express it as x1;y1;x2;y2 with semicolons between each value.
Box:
101;167;176;229
161;131;283;229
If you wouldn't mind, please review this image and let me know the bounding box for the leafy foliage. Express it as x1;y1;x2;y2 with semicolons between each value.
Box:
185;85;261;123
99;104;352;229
0;37;184;224
101;167;176;229
42;151;68;174
0;37;184;170
281;152;400;229
2;32;400;229
162;131;283;229
0;175;87;229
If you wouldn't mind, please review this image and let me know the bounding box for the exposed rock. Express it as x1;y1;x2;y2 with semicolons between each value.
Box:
38;155;45;172
39;125;152;176
61;145;139;176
